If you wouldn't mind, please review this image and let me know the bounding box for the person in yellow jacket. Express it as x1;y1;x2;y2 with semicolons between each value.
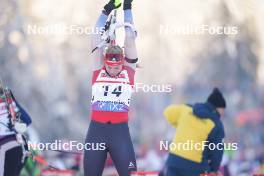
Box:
163;88;226;176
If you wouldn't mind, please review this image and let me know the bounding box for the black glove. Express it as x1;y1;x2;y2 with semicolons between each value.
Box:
103;0;121;15
123;0;133;10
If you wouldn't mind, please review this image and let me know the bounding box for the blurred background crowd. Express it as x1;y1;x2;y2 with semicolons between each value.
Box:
0;0;264;175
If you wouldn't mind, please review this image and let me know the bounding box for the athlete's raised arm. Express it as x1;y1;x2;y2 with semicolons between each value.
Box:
123;0;138;70
91;0;121;71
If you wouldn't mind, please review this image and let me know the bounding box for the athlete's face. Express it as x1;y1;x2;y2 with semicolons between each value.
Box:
105;64;123;77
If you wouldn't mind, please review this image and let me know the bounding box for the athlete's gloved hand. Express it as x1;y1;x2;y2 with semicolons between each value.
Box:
123;0;133;10
103;0;121;15
14;122;27;134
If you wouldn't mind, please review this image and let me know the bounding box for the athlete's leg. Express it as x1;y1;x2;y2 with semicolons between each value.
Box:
83;121;108;176
0;138;23;176
4;146;23;176
108;123;137;176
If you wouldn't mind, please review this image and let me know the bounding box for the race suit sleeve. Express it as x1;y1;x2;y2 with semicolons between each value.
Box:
124;9;138;70
91;13;108;71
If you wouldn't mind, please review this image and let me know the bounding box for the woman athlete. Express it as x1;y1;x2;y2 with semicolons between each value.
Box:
83;0;138;175
0;84;32;176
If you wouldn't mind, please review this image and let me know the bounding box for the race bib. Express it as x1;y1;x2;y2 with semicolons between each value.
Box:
91;69;134;112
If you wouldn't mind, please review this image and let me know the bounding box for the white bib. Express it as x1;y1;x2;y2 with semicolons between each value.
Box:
91;69;134;112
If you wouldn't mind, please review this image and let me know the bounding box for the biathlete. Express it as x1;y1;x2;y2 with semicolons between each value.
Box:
83;0;138;175
0;83;32;176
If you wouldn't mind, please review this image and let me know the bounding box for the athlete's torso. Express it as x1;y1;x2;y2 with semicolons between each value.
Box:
0;99;15;136
91;66;135;123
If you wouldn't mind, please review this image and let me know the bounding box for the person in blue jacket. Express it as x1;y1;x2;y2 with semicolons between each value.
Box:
0;84;32;176
163;88;226;176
